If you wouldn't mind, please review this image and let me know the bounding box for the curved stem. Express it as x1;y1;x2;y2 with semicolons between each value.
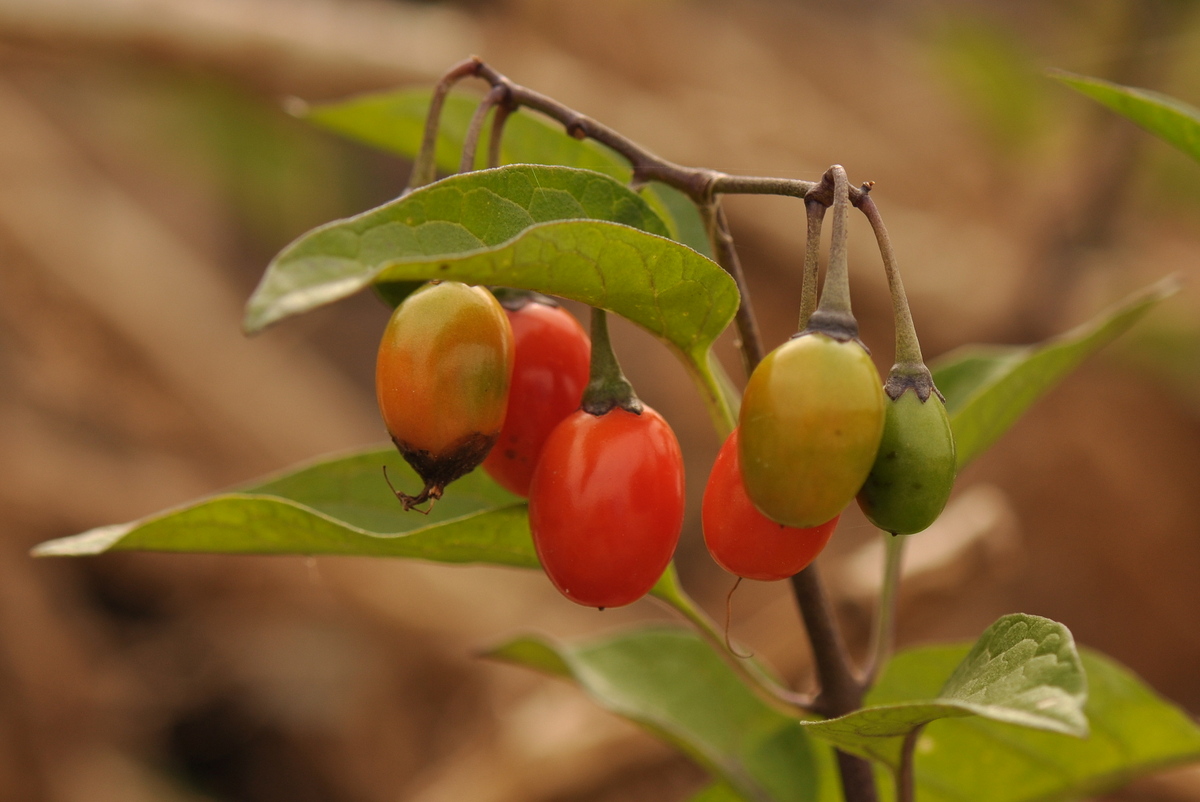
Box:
487;102;513;169
407;56;484;192
815;165;853;318
799;200;826;330
859;194;925;374
699;199;765;375
864;532;905;687
459;84;510;174
650;576;817;715
581;308;641;415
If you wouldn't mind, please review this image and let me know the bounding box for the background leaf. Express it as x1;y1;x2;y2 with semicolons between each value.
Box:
803;615;1087;769
305;88;713;256
931;277;1178;468
867;643;1200;801
1053;70;1200;163
488;626;841;802
33;447;537;565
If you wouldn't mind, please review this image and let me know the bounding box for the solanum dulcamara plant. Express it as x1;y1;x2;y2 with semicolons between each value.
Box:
35;58;1200;802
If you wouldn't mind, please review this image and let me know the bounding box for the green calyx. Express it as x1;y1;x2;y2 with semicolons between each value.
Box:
857;381;956;536
581;308;643;416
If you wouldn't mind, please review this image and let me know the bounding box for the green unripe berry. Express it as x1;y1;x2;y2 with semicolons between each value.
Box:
739;332;886;528
856;388;956;535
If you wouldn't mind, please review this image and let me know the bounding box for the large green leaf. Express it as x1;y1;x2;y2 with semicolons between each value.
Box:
868;643;1200;801
305;88;713;256
1052;70;1200;163
246;164;739;432
931;277;1177;468
803;615;1086;769
244;164;670;331
33;447;535;565
487;626;841;802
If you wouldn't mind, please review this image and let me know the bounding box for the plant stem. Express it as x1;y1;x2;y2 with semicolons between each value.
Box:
791;564;878;802
799;199;826;330
897;724;925;802
406;56;483;192
864;532;905;686
487;102;513;169
581;308;641;416
651;574;817;715
699;200;765;375
858;194;937;399
459;84;509;174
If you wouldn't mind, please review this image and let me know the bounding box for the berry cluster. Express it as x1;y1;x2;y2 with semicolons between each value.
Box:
376;260;955;609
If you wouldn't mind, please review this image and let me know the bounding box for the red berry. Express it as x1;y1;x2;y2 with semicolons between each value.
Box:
483;299;590;496
529;405;684;608
703;428;837;581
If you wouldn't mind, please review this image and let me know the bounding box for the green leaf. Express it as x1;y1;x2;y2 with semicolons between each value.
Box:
868;643;1200;802
245;164;671;331
1052;70;1200;163
931;277;1178;468
687;782;750;802
32;446;537;566
247;164;739;433
305;89;713;256
487;626;841;802
803;615;1087;769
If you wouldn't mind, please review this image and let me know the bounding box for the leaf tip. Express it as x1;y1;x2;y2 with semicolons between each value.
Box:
31;523;132;557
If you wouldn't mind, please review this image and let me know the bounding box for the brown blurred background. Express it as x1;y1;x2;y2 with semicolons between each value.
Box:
2;0;1200;800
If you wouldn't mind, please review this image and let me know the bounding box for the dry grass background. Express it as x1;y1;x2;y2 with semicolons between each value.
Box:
1;0;1200;800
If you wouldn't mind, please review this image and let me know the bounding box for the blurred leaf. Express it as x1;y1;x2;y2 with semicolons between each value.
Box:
1053;70;1200;163
804;615;1087;769
688;783;750;802
488;626;841;802
305;88;713;256
33;447;537;565
870;644;1200;801
931;277;1178;468
930;18;1047;158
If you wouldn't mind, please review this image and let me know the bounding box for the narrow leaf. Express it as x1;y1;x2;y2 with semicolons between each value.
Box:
803;615;1087;768
1053;70;1200;163
305;89;713;256
33;447;537;566
869;644;1200;802
931;277;1178;468
487;627;841;802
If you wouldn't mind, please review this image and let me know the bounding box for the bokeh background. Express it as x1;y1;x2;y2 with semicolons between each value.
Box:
2;0;1200;800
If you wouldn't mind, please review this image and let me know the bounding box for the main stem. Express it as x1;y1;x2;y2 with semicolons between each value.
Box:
445;59;886;802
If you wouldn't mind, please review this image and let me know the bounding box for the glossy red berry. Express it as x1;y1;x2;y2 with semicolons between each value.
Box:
528;405;684;608
703;428;838;581
483;297;591;497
